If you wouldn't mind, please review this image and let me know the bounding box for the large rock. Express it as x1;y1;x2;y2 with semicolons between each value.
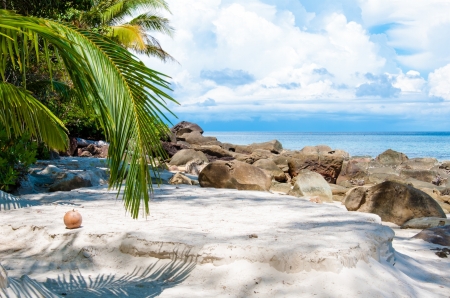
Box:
234;140;283;154
198;160;271;191
344;181;446;225
376;149;408;166
253;159;287;182
193;145;234;161
169;149;209;166
288;153;344;184
178;131;219;145
336;157;372;187
288;170;333;202
300;145;332;155
161;142;190;158
49;176;92;192
171;121;204;137
399;158;438;171
401;217;450;229
400;169;441;185
270;156;290;172
413;225;450;246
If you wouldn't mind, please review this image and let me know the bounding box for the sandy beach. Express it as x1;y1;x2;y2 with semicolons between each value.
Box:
1;180;449;297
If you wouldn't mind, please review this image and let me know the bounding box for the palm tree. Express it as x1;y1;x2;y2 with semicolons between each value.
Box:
74;0;175;62
0;9;177;218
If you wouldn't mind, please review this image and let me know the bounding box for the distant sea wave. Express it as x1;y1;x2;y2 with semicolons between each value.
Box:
203;132;450;161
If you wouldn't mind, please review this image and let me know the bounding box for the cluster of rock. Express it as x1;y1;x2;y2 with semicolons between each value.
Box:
15;120;449;235
17;158;109;195
58;137;109;158
162;121;449;230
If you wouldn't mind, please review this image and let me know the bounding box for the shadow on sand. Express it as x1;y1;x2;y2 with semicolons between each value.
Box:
43;259;196;297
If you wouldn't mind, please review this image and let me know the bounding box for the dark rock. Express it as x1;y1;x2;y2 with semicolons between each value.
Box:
376;149;408;166
413;225;450;246
178;131;218;145
161;142;190;158
59;137;78;157
198;160;271;191
49;176;92;192
193;145;234;160
336;157;372;187
49;150;60;160
171;121;204;137
344;181;446;225
288;153;344;184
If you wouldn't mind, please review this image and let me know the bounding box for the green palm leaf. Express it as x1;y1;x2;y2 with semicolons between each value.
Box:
0;10;177;218
0;82;68;150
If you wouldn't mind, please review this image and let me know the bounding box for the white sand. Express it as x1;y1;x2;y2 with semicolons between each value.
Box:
1;183;449;297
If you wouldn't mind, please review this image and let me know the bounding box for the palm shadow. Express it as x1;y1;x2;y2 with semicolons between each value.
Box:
43;259;196;297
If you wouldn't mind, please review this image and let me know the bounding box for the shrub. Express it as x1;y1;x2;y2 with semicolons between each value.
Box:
0;126;37;192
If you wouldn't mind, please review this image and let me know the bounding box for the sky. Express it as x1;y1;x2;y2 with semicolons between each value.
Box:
140;0;450;132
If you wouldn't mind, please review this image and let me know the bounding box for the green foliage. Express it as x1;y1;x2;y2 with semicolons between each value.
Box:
0;125;37;192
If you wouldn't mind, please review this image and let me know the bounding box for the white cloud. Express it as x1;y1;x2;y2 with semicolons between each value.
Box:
139;0;450;126
429;64;450;101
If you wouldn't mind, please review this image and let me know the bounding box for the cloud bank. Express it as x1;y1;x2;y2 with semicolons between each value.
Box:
141;0;450;130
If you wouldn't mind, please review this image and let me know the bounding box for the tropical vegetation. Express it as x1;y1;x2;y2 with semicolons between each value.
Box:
0;7;177;218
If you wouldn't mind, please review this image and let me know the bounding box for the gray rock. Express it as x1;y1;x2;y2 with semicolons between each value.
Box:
288;170;333;202
49;176;93;192
376;149;408;166
169;149;209;166
401;217;450;229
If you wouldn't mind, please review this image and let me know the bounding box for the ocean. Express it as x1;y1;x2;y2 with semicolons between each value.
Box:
203;132;450;161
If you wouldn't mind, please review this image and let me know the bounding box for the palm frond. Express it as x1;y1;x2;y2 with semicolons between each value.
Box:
129;12;173;37
100;0;170;25
0;82;68;150
0;10;177;218
106;24;147;51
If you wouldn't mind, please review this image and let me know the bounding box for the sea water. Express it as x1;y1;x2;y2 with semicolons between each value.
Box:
204;132;450;161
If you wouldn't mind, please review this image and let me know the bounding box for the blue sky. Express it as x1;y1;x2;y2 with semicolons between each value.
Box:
141;0;450;132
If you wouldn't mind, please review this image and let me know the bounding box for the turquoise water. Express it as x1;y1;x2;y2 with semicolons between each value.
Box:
203;132;450;161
